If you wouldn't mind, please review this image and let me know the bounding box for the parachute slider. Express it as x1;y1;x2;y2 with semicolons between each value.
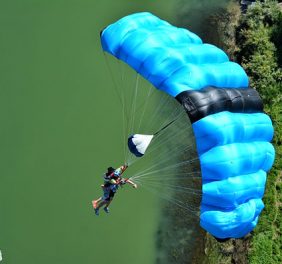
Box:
128;134;154;157
128;118;178;157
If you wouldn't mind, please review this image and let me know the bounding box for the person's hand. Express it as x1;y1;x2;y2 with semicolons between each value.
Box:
133;183;138;189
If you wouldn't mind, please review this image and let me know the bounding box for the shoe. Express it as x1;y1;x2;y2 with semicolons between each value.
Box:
94;208;99;216
104;207;109;213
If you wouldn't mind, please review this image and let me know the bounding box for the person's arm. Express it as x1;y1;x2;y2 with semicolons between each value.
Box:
125;179;137;188
114;165;128;177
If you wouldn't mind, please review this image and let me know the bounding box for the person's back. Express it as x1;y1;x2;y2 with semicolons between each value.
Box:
103;167;115;184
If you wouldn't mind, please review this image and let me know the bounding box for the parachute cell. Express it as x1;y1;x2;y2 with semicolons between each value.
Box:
100;12;275;239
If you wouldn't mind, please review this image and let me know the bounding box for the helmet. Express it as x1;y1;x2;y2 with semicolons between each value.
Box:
107;167;115;175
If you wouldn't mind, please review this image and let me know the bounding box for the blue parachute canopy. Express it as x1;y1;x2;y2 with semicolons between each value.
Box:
101;12;248;97
100;12;275;239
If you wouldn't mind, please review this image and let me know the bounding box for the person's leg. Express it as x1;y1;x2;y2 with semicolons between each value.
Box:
105;200;112;207
96;199;107;210
94;199;109;216
103;192;115;213
92;197;102;209
96;187;110;209
103;199;112;213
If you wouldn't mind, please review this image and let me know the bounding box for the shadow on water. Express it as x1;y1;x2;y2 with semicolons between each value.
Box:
154;147;206;264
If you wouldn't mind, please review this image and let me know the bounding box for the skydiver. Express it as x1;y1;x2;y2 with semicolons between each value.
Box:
91;166;115;206
92;165;137;215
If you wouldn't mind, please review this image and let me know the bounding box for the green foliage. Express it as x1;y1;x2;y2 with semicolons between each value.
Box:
177;0;241;59
234;1;282;263
177;1;282;263
236;1;282;104
213;1;241;60
249;233;274;264
272;11;282;67
202;1;282;263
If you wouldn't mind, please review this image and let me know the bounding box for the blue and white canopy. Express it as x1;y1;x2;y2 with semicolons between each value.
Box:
100;12;275;239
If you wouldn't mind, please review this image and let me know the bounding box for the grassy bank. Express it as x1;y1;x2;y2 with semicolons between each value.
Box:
235;1;282;262
176;1;282;263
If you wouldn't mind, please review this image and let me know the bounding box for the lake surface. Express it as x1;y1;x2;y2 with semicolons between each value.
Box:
0;1;203;263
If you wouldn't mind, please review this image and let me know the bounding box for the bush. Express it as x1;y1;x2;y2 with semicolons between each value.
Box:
235;1;282;263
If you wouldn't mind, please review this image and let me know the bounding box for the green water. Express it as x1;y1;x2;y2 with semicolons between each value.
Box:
0;1;177;263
